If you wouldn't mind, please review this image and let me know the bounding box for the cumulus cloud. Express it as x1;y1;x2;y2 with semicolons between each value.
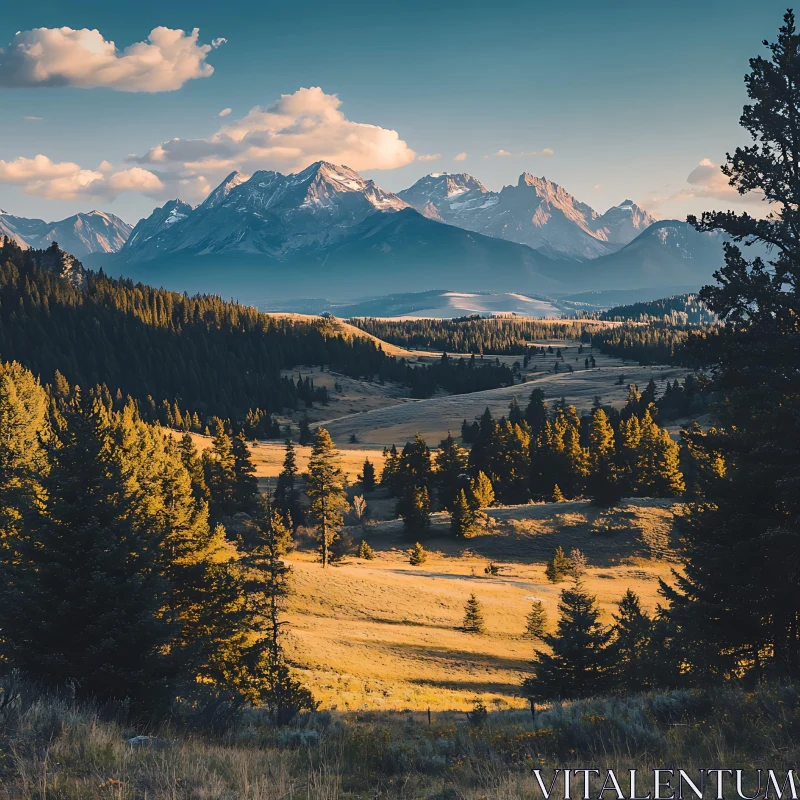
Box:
494;149;512;157
0;153;163;200
0;26;221;92
417;153;440;162
218;107;232;117
453;152;467;161
644;158;766;214
130;87;416;187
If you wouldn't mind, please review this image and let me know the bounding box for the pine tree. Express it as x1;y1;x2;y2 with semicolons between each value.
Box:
381;444;401;494
177;431;209;504
545;545;572;583
274;439;304;529
204;418;236;517
551;484;566;503
0;392;172;706
450;488;480;538
0;363;50;543
232;430;259;512
359;458;376;492
636;411;685;497
587;409;620;506
306;428;348;568
525;388;548;437
241;495;315;724
435;433;469;510
401;485;431;536
469;471;495;509
409;542;427;565
463;593;486;634
607;590;653;693
525;600;548;640
523;560;610;703
358;539;375;560
664;11;800;680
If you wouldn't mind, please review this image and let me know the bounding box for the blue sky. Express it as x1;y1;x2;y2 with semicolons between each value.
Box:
0;0;782;224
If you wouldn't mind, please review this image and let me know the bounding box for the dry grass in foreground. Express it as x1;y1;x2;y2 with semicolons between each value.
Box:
1;679;797;799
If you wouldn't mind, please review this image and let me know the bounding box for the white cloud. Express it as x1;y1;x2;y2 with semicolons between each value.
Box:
644;158;766;213
211;37;227;48
0;26;220;92
417;153;440;162
218;107;232;117
129;87;416;190
0;153;163;200
521;147;554;156
453;152;467;161
23;115;42;121
494;149;512;157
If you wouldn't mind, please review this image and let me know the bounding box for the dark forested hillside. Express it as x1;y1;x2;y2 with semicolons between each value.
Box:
350;317;589;354
0;238;512;431
598;294;716;324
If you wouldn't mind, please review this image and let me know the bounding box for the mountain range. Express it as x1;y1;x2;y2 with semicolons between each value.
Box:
0;210;132;257
2;163;725;303
397;173;655;260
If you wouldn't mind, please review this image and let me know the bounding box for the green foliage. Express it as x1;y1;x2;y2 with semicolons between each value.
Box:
523;567;610;702
462;593;485;634
466;698;488;727
357;539;375;560
401;485;431;536
434;433;469;510
663;10;800;681
607;590;653;693
525;600;548;640
274;439;304;530
469;471;495;509
305;428;348;568
545;546;572;583
359;458;376;492
409;542;427;566
450;489;480;539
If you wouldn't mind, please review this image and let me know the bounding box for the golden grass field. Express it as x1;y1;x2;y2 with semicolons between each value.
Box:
182;328;690;714
283;497;681;712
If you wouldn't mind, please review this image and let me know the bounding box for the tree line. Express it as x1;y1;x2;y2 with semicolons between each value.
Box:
0;360;314;723
0;239;517;431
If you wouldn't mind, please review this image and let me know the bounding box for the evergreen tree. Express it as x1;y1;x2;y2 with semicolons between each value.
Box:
435;433;469;510
525;388;548;437
469;471;495;509
587;409;621;506
306;428;348;568
358;539;375;560
241;495;315;724
401;485;431;536
177;431;209;504
232;430;259;512
664;11;800;680
409;541;427;565
0;392;172;706
0;363;50;543
607;590;653;693
359;458;376;492
525;600;548;640
523;559;610;703
204;418;237;517
545;545;572;583
381;444;401;494
463;593;486;634
450;488;480;538
274;439;304;529
636;410;685;497
551;484;566;503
